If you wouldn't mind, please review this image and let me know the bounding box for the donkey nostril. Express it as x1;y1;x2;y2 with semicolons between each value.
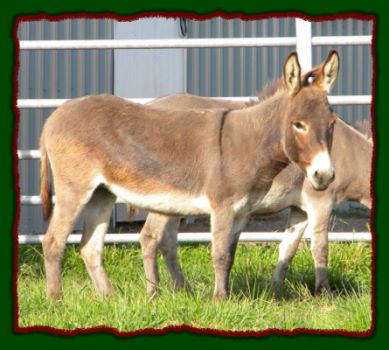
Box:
330;170;335;182
313;169;335;184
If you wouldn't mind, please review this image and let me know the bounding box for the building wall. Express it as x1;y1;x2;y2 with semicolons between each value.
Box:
113;18;186;98
311;19;373;126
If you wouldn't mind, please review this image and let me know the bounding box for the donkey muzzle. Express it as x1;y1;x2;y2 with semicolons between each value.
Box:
306;151;335;191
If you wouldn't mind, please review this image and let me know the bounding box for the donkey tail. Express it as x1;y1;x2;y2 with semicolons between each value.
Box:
40;137;53;221
127;204;139;222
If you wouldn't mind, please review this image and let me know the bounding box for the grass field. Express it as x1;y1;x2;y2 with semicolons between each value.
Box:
17;241;372;333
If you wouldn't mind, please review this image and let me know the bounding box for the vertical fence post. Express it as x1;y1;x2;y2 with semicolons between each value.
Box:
295;19;312;72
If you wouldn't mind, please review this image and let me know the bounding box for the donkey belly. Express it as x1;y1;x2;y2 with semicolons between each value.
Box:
106;182;212;216
250;185;299;215
97;175;253;217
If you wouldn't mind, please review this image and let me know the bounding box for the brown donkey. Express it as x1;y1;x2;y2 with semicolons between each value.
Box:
40;51;339;301
136;120;372;297
135;58;371;297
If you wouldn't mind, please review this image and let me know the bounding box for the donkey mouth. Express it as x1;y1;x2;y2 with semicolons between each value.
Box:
311;182;330;191
306;150;335;191
309;171;335;191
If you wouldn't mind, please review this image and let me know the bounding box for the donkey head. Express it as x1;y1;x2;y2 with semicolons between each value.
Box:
281;50;339;190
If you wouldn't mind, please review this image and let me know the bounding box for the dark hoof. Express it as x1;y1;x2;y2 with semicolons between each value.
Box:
214;291;228;302
147;290;159;302
172;279;185;292
47;289;63;302
314;284;335;298
100;289;115;299
183;283;194;296
270;280;287;299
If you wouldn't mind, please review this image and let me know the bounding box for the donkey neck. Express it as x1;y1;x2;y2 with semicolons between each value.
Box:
332;118;373;207
230;92;289;162
333;118;372;168
220;93;290;191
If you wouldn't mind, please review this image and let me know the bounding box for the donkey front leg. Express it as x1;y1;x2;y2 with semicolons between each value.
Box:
80;187;116;297
140;213;182;298
272;207;308;287
305;200;334;295
211;207;247;300
159;217;185;292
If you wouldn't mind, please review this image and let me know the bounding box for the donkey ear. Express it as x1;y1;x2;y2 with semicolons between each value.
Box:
283;52;301;96
314;50;340;92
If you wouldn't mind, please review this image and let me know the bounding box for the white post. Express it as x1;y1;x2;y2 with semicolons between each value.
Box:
295;19;312;72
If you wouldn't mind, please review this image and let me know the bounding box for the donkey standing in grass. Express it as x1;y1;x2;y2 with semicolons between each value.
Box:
40;51;339;301
136;122;372;297
133;61;372;298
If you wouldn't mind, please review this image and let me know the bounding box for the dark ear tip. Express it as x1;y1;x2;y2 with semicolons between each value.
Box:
285;52;301;70
328;50;339;59
286;51;298;60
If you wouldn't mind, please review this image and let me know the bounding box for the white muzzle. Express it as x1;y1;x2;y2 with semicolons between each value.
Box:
306;151;335;191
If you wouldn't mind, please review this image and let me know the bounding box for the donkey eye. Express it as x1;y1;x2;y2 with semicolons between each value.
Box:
292;121;307;132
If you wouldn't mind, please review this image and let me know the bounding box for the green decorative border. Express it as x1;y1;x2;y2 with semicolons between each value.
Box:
1;0;385;348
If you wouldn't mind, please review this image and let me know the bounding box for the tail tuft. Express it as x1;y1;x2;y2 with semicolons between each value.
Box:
127;205;139;222
40;138;53;221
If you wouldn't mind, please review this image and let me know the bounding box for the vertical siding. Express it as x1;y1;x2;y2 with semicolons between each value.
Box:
187;17;373;129
17;19;113;234
187;18;296;97
312;19;373;128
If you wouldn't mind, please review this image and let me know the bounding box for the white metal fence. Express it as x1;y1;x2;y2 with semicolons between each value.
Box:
17;18;373;244
19;232;372;245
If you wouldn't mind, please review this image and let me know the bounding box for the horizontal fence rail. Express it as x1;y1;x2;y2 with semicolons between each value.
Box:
311;35;372;46
16;95;372;110
19;35;372;50
20;195;128;205
19;38;297;50
18;232;372;244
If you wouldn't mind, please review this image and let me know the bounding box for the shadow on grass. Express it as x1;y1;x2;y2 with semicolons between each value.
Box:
229;264;370;301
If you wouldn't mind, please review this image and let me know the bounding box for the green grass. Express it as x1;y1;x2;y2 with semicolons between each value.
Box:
17;242;372;333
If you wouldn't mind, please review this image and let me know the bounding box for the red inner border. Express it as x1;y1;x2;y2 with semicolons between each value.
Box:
13;11;377;338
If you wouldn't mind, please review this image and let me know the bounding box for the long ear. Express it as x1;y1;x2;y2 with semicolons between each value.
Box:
314;50;340;92
283;52;301;96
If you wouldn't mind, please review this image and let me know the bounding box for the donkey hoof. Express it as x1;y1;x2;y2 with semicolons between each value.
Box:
180;282;193;296
47;291;62;302
314;284;335;298
147;288;159;301
270;280;286;298
214;291;228;302
172;279;185;292
100;289;115;299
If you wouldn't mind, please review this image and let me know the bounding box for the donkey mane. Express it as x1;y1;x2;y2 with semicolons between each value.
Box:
256;79;283;103
255;64;324;103
342;118;372;142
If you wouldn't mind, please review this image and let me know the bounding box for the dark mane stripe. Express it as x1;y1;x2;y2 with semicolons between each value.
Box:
219;109;231;175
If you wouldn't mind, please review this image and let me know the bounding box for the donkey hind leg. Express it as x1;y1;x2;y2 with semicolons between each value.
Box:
159;217;185;292
306;202;334;296
272;207;308;287
42;187;93;301
79;187;116;297
211;208;247;301
140;214;181;297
